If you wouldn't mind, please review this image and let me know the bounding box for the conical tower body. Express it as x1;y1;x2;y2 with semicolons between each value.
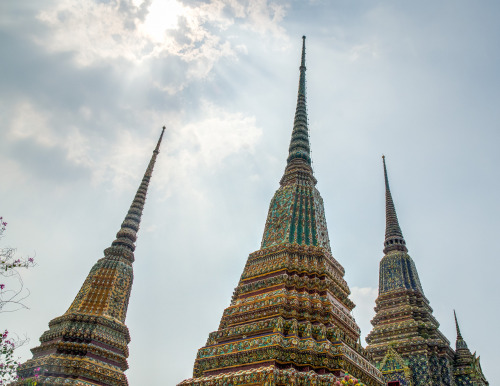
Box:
16;128;165;385
365;157;455;386
179;37;383;386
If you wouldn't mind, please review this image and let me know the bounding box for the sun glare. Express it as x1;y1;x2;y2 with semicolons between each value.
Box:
142;0;185;42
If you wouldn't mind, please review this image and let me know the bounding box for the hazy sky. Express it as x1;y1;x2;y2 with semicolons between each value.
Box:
1;1;499;384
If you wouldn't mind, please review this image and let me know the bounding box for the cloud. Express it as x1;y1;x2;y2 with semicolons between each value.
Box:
30;0;290;101
157;100;262;195
243;0;287;38
1;97;261;192
0;0;276;195
35;0;235;82
348;42;379;62
1;100;164;189
75;100;262;193
1;101;93;181
35;0;287;77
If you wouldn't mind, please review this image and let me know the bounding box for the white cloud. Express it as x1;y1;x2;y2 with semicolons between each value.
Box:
35;0;287;69
5;101;163;190
30;0;290;100
158;100;262;193
235;44;248;55
244;0;287;38
349;42;379;62
35;0;227;68
141;0;185;41
6;99;262;193
95;101;263;194
8;102;53;146
7;101;93;169
36;0;184;65
91;129;154;189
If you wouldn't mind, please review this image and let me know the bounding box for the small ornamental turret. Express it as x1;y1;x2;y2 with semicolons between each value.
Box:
16;127;165;386
453;311;489;385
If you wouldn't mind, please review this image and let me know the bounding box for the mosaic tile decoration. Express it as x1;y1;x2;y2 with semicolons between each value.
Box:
179;37;384;386
366;158;488;386
15;129;166;386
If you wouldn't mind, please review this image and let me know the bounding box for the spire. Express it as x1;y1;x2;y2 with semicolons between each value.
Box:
109;126;165;258
453;310;489;384
382;155;407;254
454;309;463;339
261;37;331;252
454;310;469;350
281;36;315;186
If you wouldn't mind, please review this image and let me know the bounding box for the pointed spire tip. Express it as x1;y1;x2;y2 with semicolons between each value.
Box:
109;127;163;256
382;156;407;254
280;36;315;186
454;310;462;336
454;309;469;349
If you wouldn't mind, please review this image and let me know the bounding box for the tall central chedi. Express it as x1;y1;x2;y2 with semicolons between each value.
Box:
16;128;165;385
180;37;383;386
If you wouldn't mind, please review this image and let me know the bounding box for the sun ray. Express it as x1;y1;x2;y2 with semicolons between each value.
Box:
142;0;185;42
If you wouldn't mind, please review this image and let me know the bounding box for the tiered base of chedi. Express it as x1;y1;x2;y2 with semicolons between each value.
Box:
179;245;383;386
181;365;369;386
365;279;455;385
179;37;384;386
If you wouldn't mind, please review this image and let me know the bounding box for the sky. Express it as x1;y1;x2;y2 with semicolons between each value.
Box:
1;0;499;384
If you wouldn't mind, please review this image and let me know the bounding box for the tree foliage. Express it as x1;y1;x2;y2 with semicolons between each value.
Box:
0;217;36;384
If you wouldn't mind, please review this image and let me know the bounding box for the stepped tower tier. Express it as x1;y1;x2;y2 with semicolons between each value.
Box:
453;311;488;385
15;128;165;386
365;157;456;386
179;37;384;386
